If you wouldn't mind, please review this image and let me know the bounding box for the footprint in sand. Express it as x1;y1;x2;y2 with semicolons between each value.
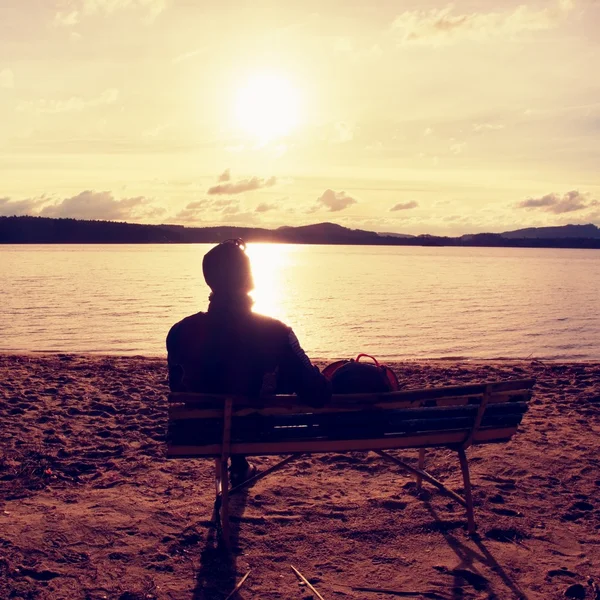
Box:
485;525;528;542
571;500;594;511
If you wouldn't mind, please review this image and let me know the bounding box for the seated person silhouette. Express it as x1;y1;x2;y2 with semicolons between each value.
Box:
167;239;330;485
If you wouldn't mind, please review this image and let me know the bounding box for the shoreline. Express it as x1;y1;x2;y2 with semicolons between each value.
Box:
1;353;599;599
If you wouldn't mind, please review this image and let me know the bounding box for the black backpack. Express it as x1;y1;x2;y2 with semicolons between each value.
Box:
322;354;399;394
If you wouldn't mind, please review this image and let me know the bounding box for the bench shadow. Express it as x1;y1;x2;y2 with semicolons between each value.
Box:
192;488;249;600
423;501;529;600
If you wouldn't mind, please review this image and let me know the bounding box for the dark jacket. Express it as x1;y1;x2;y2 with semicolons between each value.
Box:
166;294;330;405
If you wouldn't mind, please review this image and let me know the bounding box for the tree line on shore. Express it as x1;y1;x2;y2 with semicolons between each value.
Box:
1;215;599;249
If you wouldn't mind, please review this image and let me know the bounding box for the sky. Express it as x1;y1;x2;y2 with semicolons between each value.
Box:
0;0;599;235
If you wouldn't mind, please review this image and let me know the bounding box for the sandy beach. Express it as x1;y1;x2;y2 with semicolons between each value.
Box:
1;354;599;600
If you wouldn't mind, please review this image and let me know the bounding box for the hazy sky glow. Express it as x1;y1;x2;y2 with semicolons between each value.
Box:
1;0;599;235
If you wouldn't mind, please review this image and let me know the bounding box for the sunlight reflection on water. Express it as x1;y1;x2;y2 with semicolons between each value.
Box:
1;244;599;360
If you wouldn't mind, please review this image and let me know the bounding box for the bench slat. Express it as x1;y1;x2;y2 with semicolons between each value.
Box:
168;402;528;442
168;379;535;410
167;410;525;447
168;390;533;420
166;426;519;457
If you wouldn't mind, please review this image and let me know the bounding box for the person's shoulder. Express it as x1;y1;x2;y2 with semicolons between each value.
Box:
167;312;207;346
250;311;291;334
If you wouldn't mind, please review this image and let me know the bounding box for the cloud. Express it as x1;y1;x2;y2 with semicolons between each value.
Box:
207;175;277;195
332;122;354;143
172;48;204;64
473;123;505;132
449;141;466;155
255;202;277;213
174;202;205;223
142;123;169;138
53;0;167;26
174;198;240;222
211;198;237;208
221;205;240;215
392;1;573;46
53;11;80;26
17;89;119;114
1;190;165;221
217;169;231;183
390;201;418;211
40;190;164;221
517;190;597;214
185;200;208;210
315;189;358;212
0;68;14;89
0;196;48;216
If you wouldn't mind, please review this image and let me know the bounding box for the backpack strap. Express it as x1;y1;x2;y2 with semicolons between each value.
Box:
355;353;380;366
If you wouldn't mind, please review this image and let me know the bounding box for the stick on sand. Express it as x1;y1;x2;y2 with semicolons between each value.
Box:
291;565;326;600
223;570;251;600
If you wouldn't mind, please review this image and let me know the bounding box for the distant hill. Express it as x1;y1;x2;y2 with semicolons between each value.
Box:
378;231;416;238
501;224;600;239
0;216;599;248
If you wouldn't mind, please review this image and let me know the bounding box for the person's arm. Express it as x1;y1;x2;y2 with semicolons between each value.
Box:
166;323;185;392
277;328;331;407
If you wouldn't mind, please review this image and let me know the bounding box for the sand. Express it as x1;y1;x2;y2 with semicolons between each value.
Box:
1;354;599;600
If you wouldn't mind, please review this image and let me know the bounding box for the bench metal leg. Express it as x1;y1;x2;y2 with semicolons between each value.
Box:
212;454;300;548
376;450;467;507
376;449;478;534
212;458;222;524
219;458;231;546
213;457;231;546
375;448;476;534
457;447;476;534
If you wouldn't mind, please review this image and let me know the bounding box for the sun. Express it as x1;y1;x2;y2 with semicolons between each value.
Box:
234;72;300;144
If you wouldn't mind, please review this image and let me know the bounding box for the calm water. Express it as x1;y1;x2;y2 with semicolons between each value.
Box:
1;244;599;360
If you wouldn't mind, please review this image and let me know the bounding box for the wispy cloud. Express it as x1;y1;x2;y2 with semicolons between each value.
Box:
392;1;573;46
217;169;231;183
517;190;597;214
473;123;505;132
0;68;14;89
255;202;277;213
314;189;358;212
17;89;119;114
172;48;204;64
449;141;466;155
53;0;167;27
207;175;277;195
53;10;80;27
175;198;240;222
390;201;418;211
331;121;354;144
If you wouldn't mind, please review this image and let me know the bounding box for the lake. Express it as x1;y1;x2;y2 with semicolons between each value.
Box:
1;244;599;360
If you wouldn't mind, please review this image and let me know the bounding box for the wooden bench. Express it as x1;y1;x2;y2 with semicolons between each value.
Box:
167;378;535;546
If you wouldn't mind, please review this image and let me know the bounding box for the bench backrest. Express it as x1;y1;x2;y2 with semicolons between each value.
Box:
167;379;535;457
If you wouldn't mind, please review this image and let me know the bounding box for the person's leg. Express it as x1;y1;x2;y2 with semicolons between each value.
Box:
229;455;256;485
230;455;249;473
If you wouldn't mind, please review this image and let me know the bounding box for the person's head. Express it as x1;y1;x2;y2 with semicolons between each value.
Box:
202;238;254;295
